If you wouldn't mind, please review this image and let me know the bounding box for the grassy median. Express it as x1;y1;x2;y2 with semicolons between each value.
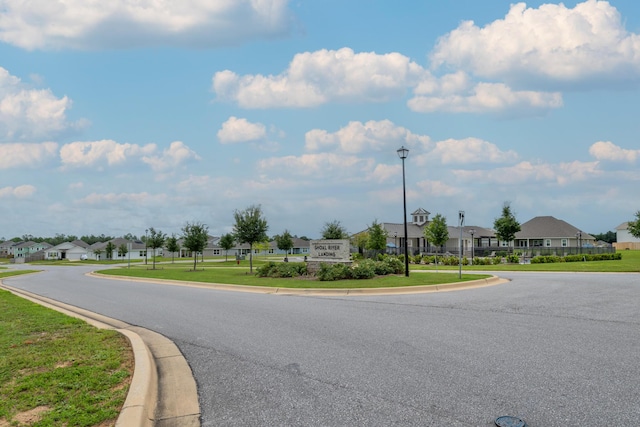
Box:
0;283;132;426
98;259;489;289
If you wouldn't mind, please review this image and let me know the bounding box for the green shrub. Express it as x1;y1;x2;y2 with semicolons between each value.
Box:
492;256;503;265
351;259;376;279
506;254;520;263
383;256;405;274
317;262;351;281
256;261;307;278
352;253;363;261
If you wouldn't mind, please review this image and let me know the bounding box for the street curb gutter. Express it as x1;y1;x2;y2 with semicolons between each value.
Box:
0;282;200;427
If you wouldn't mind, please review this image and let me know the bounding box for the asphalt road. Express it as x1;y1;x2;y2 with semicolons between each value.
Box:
3;265;639;426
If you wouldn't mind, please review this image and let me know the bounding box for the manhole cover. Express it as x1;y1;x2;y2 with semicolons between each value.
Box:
495;416;526;427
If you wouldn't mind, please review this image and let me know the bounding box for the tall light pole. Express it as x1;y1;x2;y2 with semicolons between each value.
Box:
145;228;148;265
458;211;465;279
397;146;409;277
470;228;475;265
394;232;398;255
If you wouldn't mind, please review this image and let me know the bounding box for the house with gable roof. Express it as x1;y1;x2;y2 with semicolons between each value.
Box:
513;216;595;251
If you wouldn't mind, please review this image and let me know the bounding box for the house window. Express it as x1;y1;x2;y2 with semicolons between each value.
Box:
213;249;220;255
545;239;551;247
269;249;274;254
561;239;568;247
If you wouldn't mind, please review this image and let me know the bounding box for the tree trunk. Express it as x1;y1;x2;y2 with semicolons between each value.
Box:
249;244;253;273
193;253;197;271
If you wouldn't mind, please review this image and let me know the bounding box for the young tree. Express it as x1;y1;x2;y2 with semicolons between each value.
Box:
165;234;180;263
105;242;115;260
219;233;235;262
424;213;449;271
93;248;103;261
366;220;388;253
233;205;269;273
628;210;640;239
117;243;128;260
275;230;294;261
182;222;209;271
146;227;166;270
352;232;369;255
493;202;521;252
321;220;349;239
255;240;271;258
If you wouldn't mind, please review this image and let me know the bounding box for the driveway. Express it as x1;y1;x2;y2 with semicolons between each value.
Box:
3;265;639;426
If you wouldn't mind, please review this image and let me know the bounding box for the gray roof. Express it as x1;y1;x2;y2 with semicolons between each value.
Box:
515;216;594;239
381;223;495;239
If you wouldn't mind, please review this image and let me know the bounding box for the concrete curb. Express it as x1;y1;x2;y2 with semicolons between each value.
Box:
89;271;509;296
0;282;200;427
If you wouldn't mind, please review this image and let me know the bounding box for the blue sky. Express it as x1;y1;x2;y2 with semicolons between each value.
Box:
1;0;639;240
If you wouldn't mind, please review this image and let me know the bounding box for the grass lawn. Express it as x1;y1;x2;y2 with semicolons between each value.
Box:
414;249;640;273
0;270;39;279
98;261;490;289
0;289;132;427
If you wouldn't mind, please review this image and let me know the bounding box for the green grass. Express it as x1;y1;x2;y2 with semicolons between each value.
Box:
413;250;640;273
29;259;143;266
0;270;39;279
98;262;489;289
0;290;131;426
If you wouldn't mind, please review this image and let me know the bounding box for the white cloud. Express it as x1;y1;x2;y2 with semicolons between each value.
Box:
60;139;156;169
589;141;639;162
428;137;519;164
0;0;293;50
142;141;201;171
415;180;461;197
0;142;58;169
408;81;562;115
0;184;36;199
430;1;640;84
305;120;431;154
212;47;426;108
0;67;83;140
453;160;601;185
217;116;267;143
75;191;168;206
258;153;375;178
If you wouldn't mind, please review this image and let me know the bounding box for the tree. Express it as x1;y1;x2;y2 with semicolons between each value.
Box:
182;222;209;271
165;234;180;263
424;213;448;270
275;230;294;261
590;230;616;244
255;240;271;258
628;210;640;239
366;220;388;253
93;248;103;261
105;242;115;260
493;202;521;252
233;205;269;273
321;220;349;240
123;233;138;241
146;227;166;270
117;243;128;260
352;232;369;255
219;233;235;262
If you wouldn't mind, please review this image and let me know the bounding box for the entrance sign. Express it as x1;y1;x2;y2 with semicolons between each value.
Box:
309;240;350;262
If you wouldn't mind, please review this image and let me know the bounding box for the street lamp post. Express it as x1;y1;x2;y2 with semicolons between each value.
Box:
458;211;465;279
576;231;582;254
145;228;148;265
394;232;398;255
470;228;475;265
397;146;409;277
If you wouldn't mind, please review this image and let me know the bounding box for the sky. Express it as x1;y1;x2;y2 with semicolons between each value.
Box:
1;0;639;240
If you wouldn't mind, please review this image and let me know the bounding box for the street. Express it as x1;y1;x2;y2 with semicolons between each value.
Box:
3;266;639;426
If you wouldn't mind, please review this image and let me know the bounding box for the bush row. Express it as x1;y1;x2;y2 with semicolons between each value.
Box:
531;252;622;264
316;257;405;281
256;262;308;278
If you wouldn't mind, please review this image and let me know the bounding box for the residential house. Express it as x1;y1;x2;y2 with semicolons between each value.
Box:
46;241;91;261
0;240;18;257
368;208;496;256
514;216;595;254
614;222;640;250
13;241;52;258
90;238;149;261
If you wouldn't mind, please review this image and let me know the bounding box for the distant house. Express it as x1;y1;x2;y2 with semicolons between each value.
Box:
46;241;91;261
614;222;640;250
13;241;52;258
514;216;595;251
365;208;496;256
89;238;148;261
0;240;18;257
